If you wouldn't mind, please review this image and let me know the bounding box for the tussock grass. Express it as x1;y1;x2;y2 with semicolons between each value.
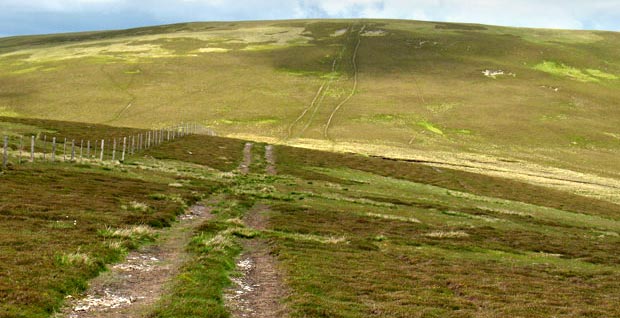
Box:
56;251;94;267
99;225;157;241
364;212;421;223
123;201;149;212
265;230;348;244
424;230;470;238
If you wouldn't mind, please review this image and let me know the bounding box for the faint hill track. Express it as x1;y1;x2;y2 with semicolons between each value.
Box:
324;24;366;140
286;25;352;140
101;65;138;124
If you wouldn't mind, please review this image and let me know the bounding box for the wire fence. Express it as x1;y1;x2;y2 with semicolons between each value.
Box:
2;122;209;169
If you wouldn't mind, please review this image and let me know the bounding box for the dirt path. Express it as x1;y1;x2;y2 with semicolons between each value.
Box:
59;204;212;318
265;145;276;175
225;204;288;318
324;24;366;140
238;142;253;174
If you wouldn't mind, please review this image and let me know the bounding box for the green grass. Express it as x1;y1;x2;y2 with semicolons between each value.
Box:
264;165;620;317
0;117;619;317
532;61;614;82
0;117;227;317
1;19;619;179
150;140;620;317
1;19;620;317
0;163;217;317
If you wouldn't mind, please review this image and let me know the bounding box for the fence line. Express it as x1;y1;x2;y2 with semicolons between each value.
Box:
2;122;208;169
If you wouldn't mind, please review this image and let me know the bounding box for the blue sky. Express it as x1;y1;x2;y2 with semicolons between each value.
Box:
1;0;620;38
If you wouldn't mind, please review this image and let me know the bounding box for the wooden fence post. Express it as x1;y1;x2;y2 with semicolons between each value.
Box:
131;135;135;155
63;138;67;161
2;136;7;169
51;137;56;162
80;140;83;161
122;137;126;161
71;140;75;162
18;136;23;164
43;135;47;161
30;136;35;162
94;139;98;158
87;140;91;158
100;139;105;161
112;138;116;161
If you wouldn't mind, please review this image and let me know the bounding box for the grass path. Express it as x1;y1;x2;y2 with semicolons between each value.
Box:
58;204;213;318
324;24;366;140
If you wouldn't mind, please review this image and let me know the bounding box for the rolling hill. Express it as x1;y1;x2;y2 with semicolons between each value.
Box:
1;19;619;193
1;19;620;318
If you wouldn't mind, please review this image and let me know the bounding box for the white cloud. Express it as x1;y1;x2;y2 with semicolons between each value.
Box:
0;0;125;11
0;0;619;37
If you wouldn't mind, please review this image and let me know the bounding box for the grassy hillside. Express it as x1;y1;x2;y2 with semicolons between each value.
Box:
1;19;619;188
1;117;619;317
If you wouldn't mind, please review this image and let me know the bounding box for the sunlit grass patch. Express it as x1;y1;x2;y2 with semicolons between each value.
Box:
586;69;619;80
532;61;617;82
0;106;20;117
417;120;444;135
195;47;230;53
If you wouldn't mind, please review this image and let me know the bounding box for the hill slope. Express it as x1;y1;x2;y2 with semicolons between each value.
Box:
1;19;619;195
1;117;619;317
